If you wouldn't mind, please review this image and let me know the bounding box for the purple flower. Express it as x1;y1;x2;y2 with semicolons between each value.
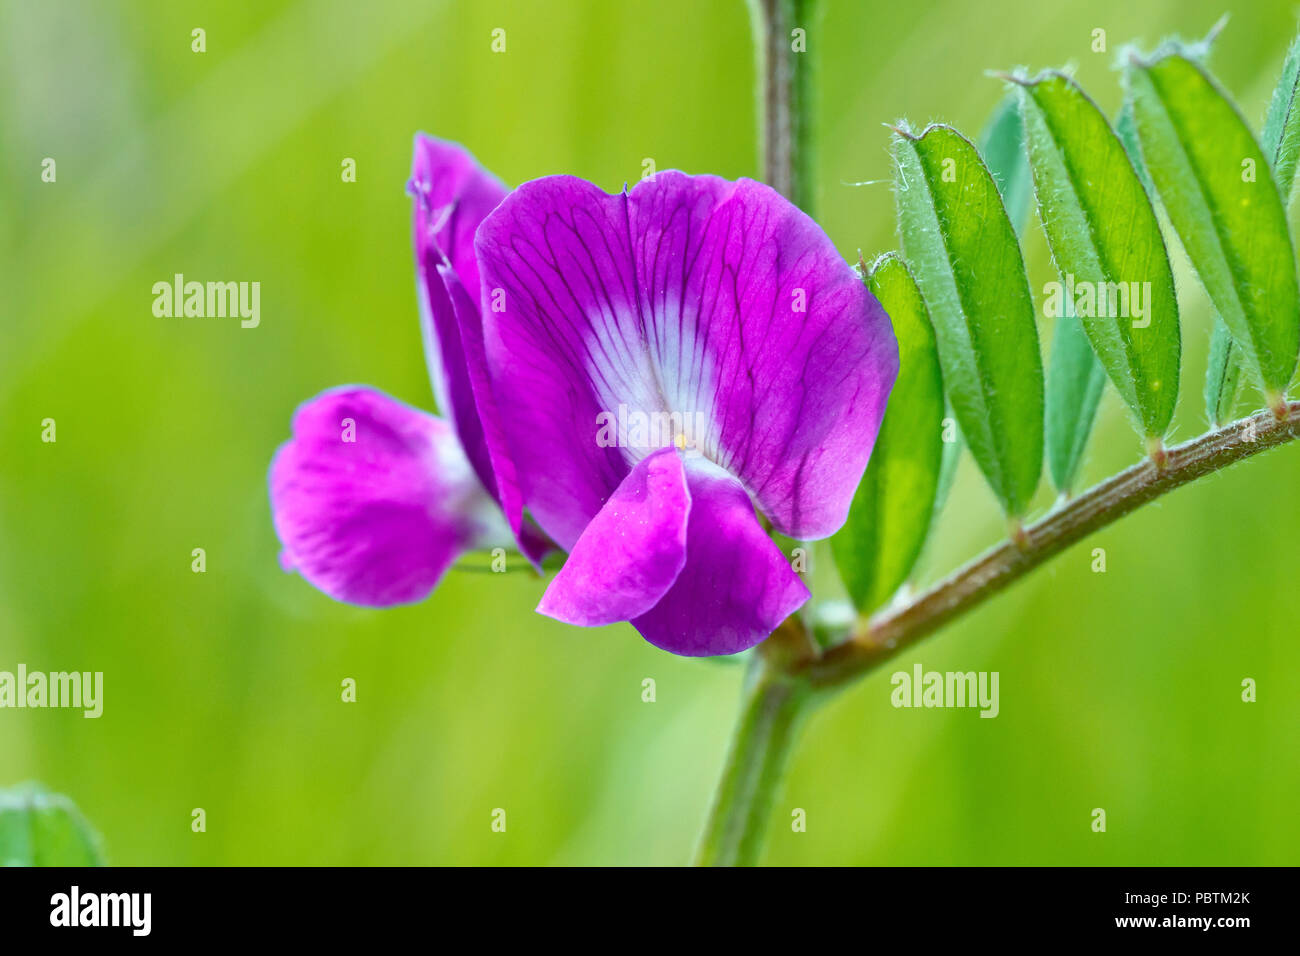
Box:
473;172;898;655
269;136;898;657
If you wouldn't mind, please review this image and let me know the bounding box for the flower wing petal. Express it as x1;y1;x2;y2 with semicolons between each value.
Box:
409;133;507;307
269;387;496;607
408;136;553;563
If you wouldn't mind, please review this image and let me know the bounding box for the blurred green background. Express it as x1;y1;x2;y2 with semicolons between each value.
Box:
2;0;1297;865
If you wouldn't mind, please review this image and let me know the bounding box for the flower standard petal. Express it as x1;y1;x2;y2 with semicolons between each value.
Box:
475;174;649;548
474;170;892;654
268;386;502;607
631;174;898;539
474;171;898;552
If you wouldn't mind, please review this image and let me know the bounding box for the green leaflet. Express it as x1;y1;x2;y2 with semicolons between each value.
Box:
832;254;943;613
1120;78;1241;428
0;782;105;866
1018;72;1180;443
1126;51;1300;409
1116;98;1156;196
914;95;1027;528
933;409;962;517
905;94;1028;543
1263;31;1300;204
1045;299;1107;493
894;123;1043;518
1206;319;1243;425
915;95;1030;534
1041;96;1122;491
1207;31;1300;425
979;93;1033;236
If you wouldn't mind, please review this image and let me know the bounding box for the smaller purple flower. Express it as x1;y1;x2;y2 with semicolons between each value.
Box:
269;136;541;606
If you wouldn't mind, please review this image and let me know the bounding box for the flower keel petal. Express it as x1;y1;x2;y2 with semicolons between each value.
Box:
632;458;811;656
537;447;690;626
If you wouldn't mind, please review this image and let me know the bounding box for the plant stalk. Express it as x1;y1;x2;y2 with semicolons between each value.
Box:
803;402;1300;689
697;3;822;865
694;660;815;866
749;0;818;212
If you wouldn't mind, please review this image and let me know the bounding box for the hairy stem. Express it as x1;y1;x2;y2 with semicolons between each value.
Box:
695;659;815;866
749;0;818;212
695;0;824;868
802;403;1300;689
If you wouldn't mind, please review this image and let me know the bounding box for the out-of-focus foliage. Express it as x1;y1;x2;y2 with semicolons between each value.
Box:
0;782;105;866
2;0;1298;865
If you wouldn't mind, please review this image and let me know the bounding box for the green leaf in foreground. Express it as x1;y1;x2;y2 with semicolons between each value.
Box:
0;782;105;866
1126;50;1300;413
910;94;1028;539
1121;84;1242;428
912;93;1032;535
1018;71;1180;445
894;123;1044;518
833;254;943;613
1045;300;1107;494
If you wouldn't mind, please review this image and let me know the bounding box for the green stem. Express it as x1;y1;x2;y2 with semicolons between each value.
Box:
694;661;816;866
749;0;819;213
803;402;1300;690
691;0;823;870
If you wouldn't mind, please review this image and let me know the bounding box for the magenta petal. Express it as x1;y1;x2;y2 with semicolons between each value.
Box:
269;386;498;607
633;457;810;656
537;448;689;626
648;176;898;539
417;259;494;491
408;136;506;491
407;136;550;564
474;171;898;546
408;133;507;306
475;175;647;549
